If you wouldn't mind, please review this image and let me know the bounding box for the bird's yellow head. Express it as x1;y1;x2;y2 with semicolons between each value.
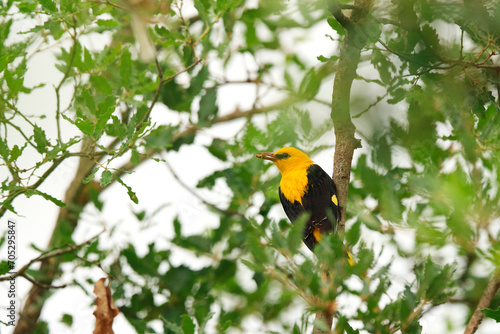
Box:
255;147;313;175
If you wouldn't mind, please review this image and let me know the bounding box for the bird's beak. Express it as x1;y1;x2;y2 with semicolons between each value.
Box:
255;152;277;162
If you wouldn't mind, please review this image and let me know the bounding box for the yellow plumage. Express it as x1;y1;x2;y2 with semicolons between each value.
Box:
273;147;313;204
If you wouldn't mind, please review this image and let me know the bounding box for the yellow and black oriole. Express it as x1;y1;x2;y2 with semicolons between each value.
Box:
256;147;340;251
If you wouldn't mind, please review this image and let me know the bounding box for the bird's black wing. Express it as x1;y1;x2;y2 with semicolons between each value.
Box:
301;164;340;249
279;186;304;222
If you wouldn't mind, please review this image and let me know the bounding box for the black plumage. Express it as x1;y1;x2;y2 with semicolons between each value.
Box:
279;164;340;250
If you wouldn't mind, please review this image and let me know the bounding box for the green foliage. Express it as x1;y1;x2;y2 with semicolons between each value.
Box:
2;0;500;333
482;307;500;322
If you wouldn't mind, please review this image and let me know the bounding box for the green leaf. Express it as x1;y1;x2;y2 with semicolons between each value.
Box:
0;138;9;159
345;219;361;246
25;189;66;207
33;124;49;153
75;118;94;136
39;0;57;12
188;65;209;96
206;138;227;161
173;217;182;237
198;87;218;125
90;75;113;95
299;68;321;99
327;17;346;35
317;55;339;62
96;19;119;27
181;315;195;334
95;97;115;133
119;48;133;87
83;168;99;184
482;307;500;322
145;125;177;149
0;260;10;275
114;174;138;204
9;144;23;162
130;149;140;165
100;170;113;188
164;321;183;334
61;314;73;326
288;214;307;253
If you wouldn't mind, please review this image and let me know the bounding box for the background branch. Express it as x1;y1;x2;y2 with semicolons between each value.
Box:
464;272;500;334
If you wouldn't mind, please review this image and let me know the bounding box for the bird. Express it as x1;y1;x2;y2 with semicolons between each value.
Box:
255;147;341;251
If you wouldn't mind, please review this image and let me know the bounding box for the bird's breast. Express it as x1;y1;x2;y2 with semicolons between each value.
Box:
279;169;309;204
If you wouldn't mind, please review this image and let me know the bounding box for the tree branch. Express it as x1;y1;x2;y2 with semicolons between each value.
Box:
315;1;373;333
330;0;371;236
0;153;69;218
464;271;500;334
0;230;102;282
12;98;288;333
55;17;78;144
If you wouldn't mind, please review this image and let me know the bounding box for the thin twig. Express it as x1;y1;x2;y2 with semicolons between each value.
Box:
55;17;78;144
160;58;202;84
352;91;389;118
0;229;104;282
19;273;68;290
0;153;69;218
398;300;428;333
163;157;241;216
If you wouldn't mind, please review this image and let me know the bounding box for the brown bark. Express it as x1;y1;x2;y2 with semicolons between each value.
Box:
14;137;97;334
464;272;500;334
331;0;371;236
314;1;372;333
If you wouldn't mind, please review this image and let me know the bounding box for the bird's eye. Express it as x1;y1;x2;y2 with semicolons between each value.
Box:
275;152;290;159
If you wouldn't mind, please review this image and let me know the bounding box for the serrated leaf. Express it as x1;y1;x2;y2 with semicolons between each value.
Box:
114;174;138;204
75;118;94;135
39;0;57;12
26;189;66;207
33;124;49;153
0;138;9;159
181;315;195;334
120;48;132;87
9;144;23;162
83;168;99;184
95;97;115;133
90;75;113;95
482;307;500;322
100;170;113;187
